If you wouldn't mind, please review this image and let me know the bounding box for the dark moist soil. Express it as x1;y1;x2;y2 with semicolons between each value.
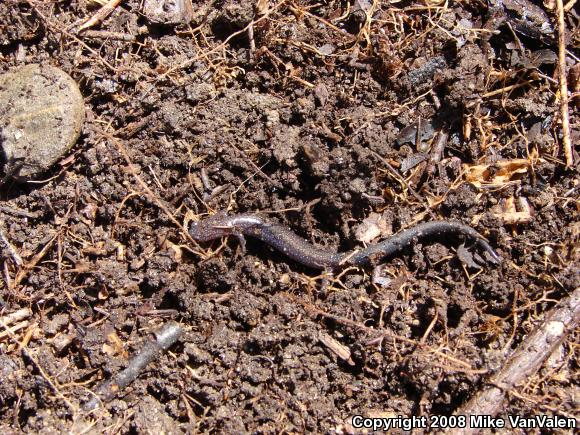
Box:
0;1;578;433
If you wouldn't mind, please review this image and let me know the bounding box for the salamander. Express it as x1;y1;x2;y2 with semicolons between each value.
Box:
189;211;500;270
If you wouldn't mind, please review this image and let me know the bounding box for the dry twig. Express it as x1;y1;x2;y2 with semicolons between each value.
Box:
78;0;123;33
11;231;59;291
0;205;39;219
555;0;573;167
81;30;136;41
451;287;580;433
0;310;33;348
0;222;23;267
84;321;183;411
0;307;32;327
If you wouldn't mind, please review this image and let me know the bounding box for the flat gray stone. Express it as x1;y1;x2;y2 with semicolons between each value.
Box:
143;0;194;24
0;64;85;180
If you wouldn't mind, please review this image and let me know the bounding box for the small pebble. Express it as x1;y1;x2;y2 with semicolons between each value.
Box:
142;0;194;24
0;64;85;180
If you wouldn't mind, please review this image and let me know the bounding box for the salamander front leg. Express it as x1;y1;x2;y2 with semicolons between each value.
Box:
233;230;247;253
317;267;336;293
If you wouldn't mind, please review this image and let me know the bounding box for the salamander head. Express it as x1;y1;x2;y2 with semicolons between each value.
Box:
189;211;232;242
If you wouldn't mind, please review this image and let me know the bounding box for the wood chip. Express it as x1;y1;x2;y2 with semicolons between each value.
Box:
319;332;355;366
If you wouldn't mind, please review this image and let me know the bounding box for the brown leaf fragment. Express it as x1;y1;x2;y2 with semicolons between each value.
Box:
314;83;330;107
354;212;390;244
400;153;428;173
464;159;532;188
492;196;534;224
105;331;128;359
319;332;355;366
255;0;270;16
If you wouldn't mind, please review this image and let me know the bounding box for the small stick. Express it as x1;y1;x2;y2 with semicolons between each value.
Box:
319;332;355;366
481;80;534;98
0;205;39;219
0;320;29;340
0;223;23;267
80;30;136;42
11;232;59;291
78;0;123;33
0;307;32;327
555;0;573;167
426;130;448;177
232;142;278;187
83;321;183;411
248;24;256;54
450;287;580;434
564;0;576;12
200;167;213;192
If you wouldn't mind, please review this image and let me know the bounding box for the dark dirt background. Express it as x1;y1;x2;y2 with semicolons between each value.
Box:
0;0;578;433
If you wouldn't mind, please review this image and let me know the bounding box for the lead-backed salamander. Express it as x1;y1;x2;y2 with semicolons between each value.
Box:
189;212;500;270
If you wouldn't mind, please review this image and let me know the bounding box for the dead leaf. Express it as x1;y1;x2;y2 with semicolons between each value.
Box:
255;0;269;16
464;159;533;188
355;212;390;244
105;331;128;358
492;196;533;224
